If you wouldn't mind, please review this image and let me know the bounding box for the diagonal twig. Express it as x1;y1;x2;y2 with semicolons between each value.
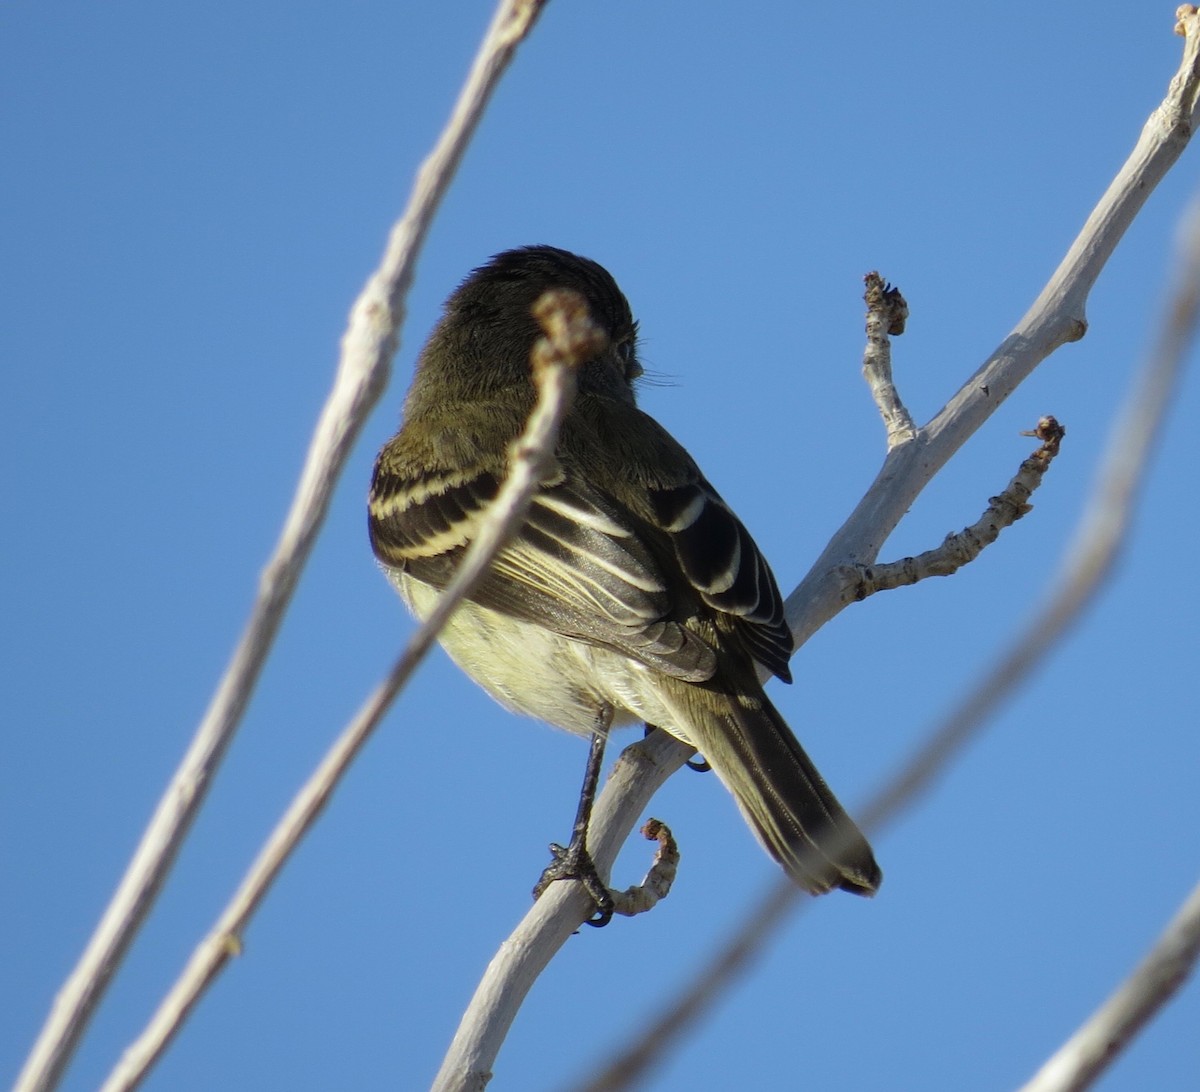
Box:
842;415;1066;598
12;4;548;1091
1017;877;1200;1092
95;286;597;1092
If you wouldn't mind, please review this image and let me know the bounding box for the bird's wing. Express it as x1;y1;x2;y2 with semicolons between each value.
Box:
641;474;793;683
368;462;719;682
570;400;795;684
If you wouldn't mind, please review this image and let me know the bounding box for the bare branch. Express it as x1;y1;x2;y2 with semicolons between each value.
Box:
844;416;1066;598
568;25;1200;1092
11;4;548;1091
1018;876;1200;1092
97;286;593;1092
609;819;680;919
432;730;688;1092
862;272;916;446
785;7;1200;653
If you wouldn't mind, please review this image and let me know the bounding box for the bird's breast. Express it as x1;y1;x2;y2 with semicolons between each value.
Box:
384;568;675;736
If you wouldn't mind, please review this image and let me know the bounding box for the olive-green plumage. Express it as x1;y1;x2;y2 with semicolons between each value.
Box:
369;246;880;896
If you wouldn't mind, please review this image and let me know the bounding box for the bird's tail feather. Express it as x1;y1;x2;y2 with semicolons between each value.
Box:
671;686;881;896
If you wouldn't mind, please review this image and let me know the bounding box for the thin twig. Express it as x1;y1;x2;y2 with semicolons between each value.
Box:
12;4;547;1091
1017;877;1200;1092
862;272;916;446
609;819;680;919
573;184;1200;1092
97;286;594;1092
843;416;1065;598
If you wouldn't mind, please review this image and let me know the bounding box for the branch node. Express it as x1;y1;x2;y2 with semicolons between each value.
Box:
220;933;244;959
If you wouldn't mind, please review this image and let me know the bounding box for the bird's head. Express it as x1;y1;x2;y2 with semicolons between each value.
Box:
414;245;642;407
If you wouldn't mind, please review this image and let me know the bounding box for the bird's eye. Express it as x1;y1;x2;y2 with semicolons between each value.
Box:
615;338;642;380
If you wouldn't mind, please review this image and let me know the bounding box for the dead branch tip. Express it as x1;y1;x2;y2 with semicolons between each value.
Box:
532;288;608;374
1020;414;1067;458
864;272;909;336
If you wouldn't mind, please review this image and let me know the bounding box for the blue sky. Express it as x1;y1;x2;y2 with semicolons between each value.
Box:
4;3;1200;1090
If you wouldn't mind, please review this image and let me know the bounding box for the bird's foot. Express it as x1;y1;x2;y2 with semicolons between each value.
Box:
533;839;614;928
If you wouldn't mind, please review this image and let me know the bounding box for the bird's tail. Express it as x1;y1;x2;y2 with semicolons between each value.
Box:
669;684;881;896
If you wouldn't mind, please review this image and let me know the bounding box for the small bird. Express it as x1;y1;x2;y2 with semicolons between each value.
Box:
368;246;880;916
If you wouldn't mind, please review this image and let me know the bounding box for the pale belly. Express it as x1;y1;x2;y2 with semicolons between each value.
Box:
388;569;685;739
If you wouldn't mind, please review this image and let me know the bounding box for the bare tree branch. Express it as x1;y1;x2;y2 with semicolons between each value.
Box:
862;272;916;446
11;3;548;1091
845;415;1065;598
786;5;1200;652
1018;878;1200;1092
608;819;680;919
95;286;597;1092
574;152;1200;1092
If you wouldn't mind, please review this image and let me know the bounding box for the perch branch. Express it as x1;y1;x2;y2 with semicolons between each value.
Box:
450;17;1200;1091
12;5;548;1090
573;184;1200;1092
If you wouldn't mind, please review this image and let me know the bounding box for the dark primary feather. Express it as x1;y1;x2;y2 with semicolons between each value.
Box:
645;478;793;683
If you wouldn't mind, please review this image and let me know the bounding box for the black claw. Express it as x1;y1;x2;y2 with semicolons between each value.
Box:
646;723;707;772
533;840;615;927
585;905;614;928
